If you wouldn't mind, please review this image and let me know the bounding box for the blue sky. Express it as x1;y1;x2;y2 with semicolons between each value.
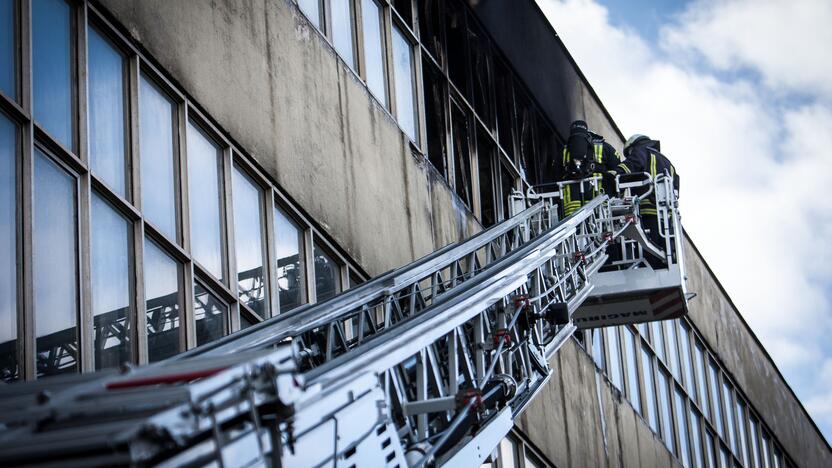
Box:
537;0;832;446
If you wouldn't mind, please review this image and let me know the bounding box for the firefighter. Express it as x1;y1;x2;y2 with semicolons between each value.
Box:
603;134;679;249
555;120;622;217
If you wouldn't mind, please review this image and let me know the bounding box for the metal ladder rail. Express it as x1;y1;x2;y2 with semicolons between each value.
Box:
172;202;555;366
290;195;623;466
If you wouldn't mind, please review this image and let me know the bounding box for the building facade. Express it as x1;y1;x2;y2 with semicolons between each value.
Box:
0;0;829;466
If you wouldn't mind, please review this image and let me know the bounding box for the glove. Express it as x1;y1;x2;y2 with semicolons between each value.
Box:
602;171;618;195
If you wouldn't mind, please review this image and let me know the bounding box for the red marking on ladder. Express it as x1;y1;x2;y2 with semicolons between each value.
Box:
106;367;228;390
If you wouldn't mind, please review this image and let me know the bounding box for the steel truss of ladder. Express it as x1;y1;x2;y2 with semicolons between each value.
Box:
0;192;677;467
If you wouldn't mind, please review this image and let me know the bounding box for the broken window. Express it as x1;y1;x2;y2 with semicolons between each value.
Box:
499;160;516;220
445;0;470;99
514;89;537;185
393;0;414;30
494;59;515;158
476;128;496;227
468;20;493;128
423;60;448;178
535;119;558;187
418;0;444;65
451;101;472;208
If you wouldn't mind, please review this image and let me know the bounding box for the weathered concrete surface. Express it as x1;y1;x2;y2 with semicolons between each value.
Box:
99;0;478;278
684;237;832;467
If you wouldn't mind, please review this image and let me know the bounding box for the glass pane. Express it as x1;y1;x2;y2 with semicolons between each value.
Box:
452;104;472;207
314;244;341;302
735;400;749;465
140;75;177;240
691;410;705;468
709;361;724;437
706;431;717;468
750;417;762;468
0;114;16;382
91;193;131;370
652;320;666;363
624;328;641;413
719;447;730;468
187;122;224;280
331;0;355;69
392;26;416;141
0;0;15;98
34;150;78;377
274;206;305;312
144;239;181;362
88;27;128;197
761;433;771;468
592;328;605;370
232;167;266;316
477;130;496;227
498;438;517;468
722;381;737;453
666;319;681;379
33;0;73;149
297;0;321;29
194;283;228;346
695;342;709;415
240;312;256;329
606;327;623;391
680;324;695;398
658;369;675;454
362;0;386;106
675;388;691;468
642;345;659;433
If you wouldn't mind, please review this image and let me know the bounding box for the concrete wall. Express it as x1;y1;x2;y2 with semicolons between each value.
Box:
684;237;832;467
98;0;480;278
96;0;831;465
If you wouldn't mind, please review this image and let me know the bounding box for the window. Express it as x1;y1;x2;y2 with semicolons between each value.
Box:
140;75;178;241
722;381;737;454
34;150;79;377
498;437;518;468
592;328;605;370
624;327;641;414
361;0;387;106
274;206;306;312
651;320;666;363
642;345;659;433
468;22;493;127
606;327;623;391
658;369;675;454
680;323;695;398
445;0;469;97
735;398;749;465
761;432;772;468
331;0;356;69
144;238;182;362
694;342;709;414
33;0;74;149
675;388;691;468
418;0;443;64
232;167;267;317
499;161;514;220
90;193;132;370
1;0;16;99
750;416;762;468
314;243;341;302
88;26;128;198
705;431;718;468
194;283;229;345
298;0;323;29
451;103;472;207
719;446;730;468
0;114;16;382
690;409;705;468
392;25;417;141
709;361;724;436
477;129;496;227
392;0;412;27
422;61;447;177
494;60;515;158
187;122;225;280
666;319;681;379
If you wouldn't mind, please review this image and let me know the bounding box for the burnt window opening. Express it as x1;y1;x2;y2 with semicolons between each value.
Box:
515;90;537;185
451;102;473;208
445;0;470;100
418;0;444;65
393;0;414;30
494;59;515;158
536;120;559;187
500;160;516;221
423;61;449;178
476;128;497;227
468;22;493;129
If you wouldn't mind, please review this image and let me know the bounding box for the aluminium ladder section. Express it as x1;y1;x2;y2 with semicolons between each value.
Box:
0;196;623;467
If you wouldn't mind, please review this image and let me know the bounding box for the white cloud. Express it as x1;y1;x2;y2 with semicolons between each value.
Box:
536;0;832;442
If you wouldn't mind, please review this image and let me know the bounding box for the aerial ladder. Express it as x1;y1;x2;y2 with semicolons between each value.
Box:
0;174;688;467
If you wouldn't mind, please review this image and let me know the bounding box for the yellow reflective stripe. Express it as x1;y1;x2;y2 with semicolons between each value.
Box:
562;147;569;166
650;154;657;178
641;209;658;215
671;165;676;177
618;163;631;173
595;143;603;163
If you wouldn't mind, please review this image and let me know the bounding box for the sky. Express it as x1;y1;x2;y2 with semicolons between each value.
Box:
535;0;832;444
